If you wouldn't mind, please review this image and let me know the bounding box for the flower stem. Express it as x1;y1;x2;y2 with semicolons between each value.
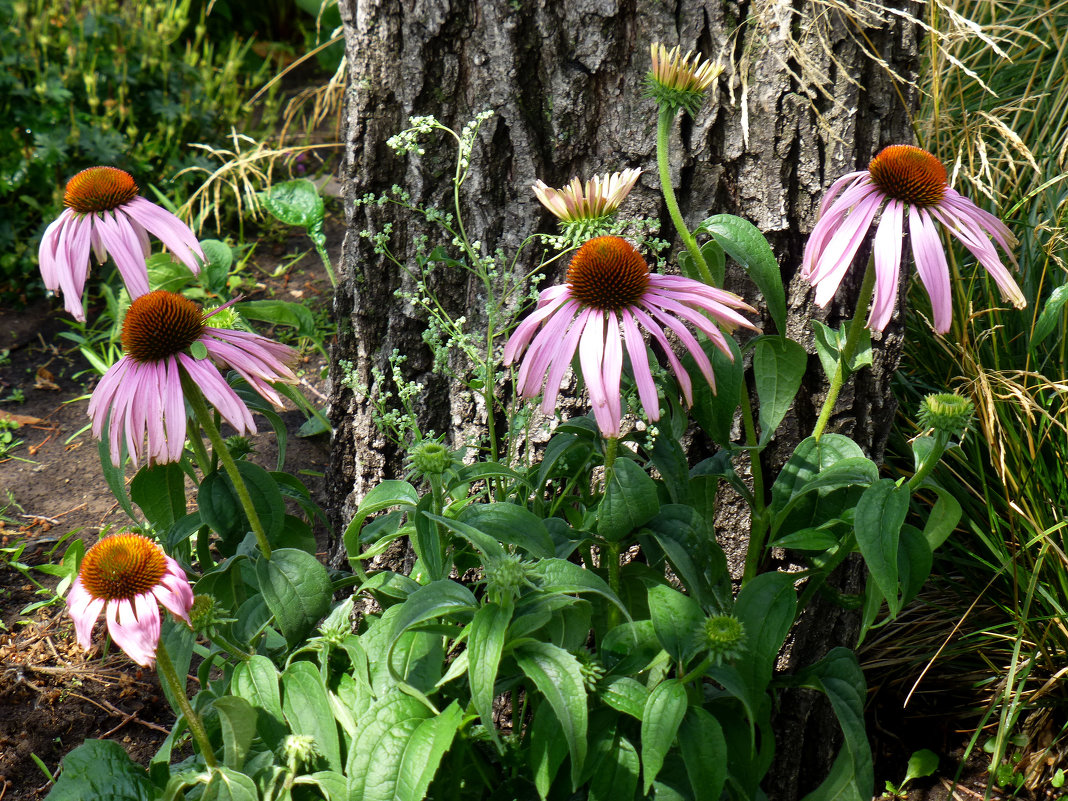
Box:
656;106;714;286
181;373;273;559
909;431;951;490
812;257;877;442
740;384;769;585
156;640;217;769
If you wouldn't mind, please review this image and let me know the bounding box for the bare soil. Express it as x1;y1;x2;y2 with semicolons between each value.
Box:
0;225;336;800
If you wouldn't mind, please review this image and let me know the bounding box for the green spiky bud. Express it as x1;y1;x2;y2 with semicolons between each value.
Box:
188;594;234;633
408;439;452;477
918;393;974;438
279;734;319;768
575;649;606;692
483;552;537;605
702;614;746;665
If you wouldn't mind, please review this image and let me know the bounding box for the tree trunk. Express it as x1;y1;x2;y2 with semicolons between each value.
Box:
329;0;919;796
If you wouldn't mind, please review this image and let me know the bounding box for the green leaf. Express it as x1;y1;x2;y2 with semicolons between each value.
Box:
902;748;939;787
294;771;348;800
854;479;910;616
213;696;257;770
640;679;687;794
388;580;476;658
200;766;259;801
598;676;649;720
533;558;628;614
771;457;879;533
697;214;786;334
130;462;187;530
753;336;808;445
345;692;432;800
47;739;154;800
898;524;933;607
678;707;727;801
601;620;662;675
425;513;506;561
797;649;873;801
678;239;726;286
1031;283;1068;346
256;547;333;648
231;655;286;749
394;702;463;801
240;299;318;338
282;659;342;771
685;337;743;449
515;641;589;788
413;493;445;580
262;178;324;230
468;602;512;746
734;571;797;694
459;503;555;558
529;699;570;801
598;457;660;542
769;435;867;517
647;584;705;664
588;731;640;801
812;320;873;380
644;504;731;612
343;480;418;553
199;461;287;554
921;486;961;550
97;417;139;523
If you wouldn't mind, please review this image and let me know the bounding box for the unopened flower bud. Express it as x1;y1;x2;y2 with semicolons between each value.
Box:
918;393;974;438
702;614;746;665
483;553;536;605
409;440;451;477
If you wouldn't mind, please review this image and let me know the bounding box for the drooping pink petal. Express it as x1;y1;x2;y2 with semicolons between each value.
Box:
504;289;573;365
808;189;884;288
540;307;591;413
106;595;161;668
123;196;204;273
66;579;106;650
600;311;624;434
516;299;581;397
930;203;1026;308
621;309;660;420
579;311;618;437
178;353;257;434
908;207;953;333
868;199;904;331
154;557;194;622
629;305;695;405
94;211;151;297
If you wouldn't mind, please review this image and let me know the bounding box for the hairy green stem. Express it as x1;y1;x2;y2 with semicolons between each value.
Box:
909;431;951;490
740;382;769;585
156;640;217;768
812;258;877;442
181;373;273;559
656;106;714;286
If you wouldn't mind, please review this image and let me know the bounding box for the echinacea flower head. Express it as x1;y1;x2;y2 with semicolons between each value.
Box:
533;168;642;224
88;290;299;467
802;144;1025;333
66;532;193;667
504;235;757;437
646;42;723;116
38;166;205;321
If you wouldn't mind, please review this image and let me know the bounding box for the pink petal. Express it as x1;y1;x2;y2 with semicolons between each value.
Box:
621;309;660;420
67;579;105;650
579;311;618;437
540;307;590;414
600;311;624;433
868;199;904;331
909;207;953;333
94;211;151;297
106;596;160;667
123;196;204;273
629;305;694;405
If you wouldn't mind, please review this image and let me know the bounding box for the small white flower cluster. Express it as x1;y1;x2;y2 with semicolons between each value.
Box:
386;115;439;156
458;110;495;171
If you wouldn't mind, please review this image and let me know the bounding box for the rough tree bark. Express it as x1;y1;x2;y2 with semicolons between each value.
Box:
329;1;919;797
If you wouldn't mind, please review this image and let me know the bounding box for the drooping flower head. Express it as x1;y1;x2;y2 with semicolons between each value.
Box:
504;235;757;437
66;532;194;667
88;290;299;467
38;166;205;321
646;42;723;116
533;168;642;224
802;144;1025;333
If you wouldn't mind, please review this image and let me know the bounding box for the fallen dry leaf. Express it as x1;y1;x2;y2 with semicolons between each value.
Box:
0;410;41;425
34;366;60;391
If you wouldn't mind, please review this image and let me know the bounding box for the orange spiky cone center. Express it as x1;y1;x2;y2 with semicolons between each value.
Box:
867;145;948;208
567;236;651;311
122;290;205;363
63;166;139;214
79;533;166;601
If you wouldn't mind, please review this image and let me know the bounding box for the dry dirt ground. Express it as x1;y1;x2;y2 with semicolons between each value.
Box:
0;226;336;800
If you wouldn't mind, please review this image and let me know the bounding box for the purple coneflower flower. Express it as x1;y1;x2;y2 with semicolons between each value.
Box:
67;532;194;668
88;290;298;467
533;168;642;224
504;235;757;438
39;166;205;321
802;144;1025;333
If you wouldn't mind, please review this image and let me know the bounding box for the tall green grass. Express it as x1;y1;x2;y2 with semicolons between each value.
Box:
888;0;1068;788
